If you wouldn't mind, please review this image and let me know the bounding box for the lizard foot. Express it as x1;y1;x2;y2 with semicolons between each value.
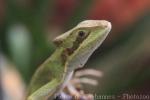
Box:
54;69;103;100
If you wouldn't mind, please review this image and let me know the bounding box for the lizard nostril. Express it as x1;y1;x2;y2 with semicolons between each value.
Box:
100;20;111;29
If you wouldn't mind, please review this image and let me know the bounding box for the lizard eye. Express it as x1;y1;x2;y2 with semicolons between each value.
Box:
78;30;88;38
78;31;85;37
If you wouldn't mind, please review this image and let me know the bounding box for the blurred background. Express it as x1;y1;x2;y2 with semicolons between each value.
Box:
0;0;150;100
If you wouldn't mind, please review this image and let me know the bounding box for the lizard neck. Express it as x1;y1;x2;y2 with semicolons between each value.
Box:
49;47;71;79
50;47;74;90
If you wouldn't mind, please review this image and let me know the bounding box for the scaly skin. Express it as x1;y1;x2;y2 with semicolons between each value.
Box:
27;20;111;100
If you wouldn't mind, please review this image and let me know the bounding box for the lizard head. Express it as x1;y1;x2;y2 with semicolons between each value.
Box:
53;20;111;70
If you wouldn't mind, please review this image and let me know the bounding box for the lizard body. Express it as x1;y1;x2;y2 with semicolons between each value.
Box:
27;20;111;100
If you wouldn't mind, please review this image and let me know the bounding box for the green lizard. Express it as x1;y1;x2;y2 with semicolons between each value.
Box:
27;20;111;100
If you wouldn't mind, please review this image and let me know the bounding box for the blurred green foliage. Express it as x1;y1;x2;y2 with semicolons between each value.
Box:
1;0;94;83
